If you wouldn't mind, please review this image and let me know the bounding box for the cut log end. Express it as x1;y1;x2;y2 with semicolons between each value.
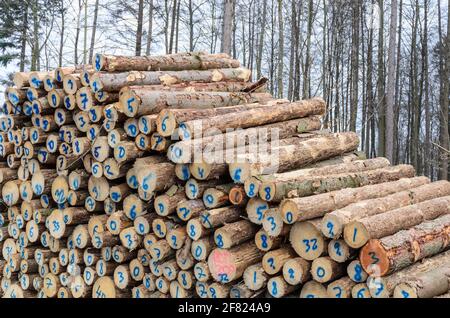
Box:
359;239;391;277
289;221;326;261
279;199;299;225
343;221;370;249
228;186;247;206
393;283;418;299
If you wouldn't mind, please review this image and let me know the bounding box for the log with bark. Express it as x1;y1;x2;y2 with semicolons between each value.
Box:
360;214;450;277
322;180;450;240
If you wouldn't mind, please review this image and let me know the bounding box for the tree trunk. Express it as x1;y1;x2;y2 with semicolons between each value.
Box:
157;100;277;137
259;157;391;202
303;0;313;99
349;1;359;132
180;98;325;140
58;1;65;67
258;165;415;203
280;176;429;224
438;0;450;180
256;0;268;79
366;250;450;298
228;132;361;183
145;0;154;55
88;0;100;64
90;67;251;93
422;0;430;177
135;0;145;56
361;214;450;277
19;2;28;72
120;89;272;117
345;194;450;249
74;0;82;65
221;0;235;55
377;0;385;157
31;0;40;71
83;0;88;64
277;0;284;98
94;52;240;72
324;180;449;240
168;0;177;54
168;117;322;164
393;266;450;298
385;0;398;163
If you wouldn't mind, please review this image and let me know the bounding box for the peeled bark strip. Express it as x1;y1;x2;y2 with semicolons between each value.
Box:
360;214;450;277
94;52;240;72
228;132;360;184
119;89;273;117
393;266;450;298
280;177;430;224
180;98;325;140
90;68;251;92
208;242;265;283
344;195;450;248
258;157;391;202
168;117;322;164
323;180;450;240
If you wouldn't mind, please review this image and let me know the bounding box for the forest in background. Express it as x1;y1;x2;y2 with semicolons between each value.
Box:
0;0;449;180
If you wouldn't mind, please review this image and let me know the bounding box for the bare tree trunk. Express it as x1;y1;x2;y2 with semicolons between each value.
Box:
349;0;360;132
277;0;284;98
288;0;296;101
168;0;177;54
188;0;194;51
83;0;88;64
221;0;235;55
175;0;180;53
293;1;302;101
88;0;99;63
422;0;430;176
20;2;29;72
377;0;385;157
393;0;403;165
256;0;267;79
410;0;420;171
146;0;154;55
385;0;398;162
164;0;169;54
135;0;144;56
302;0;313;99
58;1;65;67
74;0;82;65
31;0;40;71
438;0;450;180
269;0;275;94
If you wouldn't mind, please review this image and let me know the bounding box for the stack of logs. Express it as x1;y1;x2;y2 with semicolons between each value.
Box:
0;51;449;298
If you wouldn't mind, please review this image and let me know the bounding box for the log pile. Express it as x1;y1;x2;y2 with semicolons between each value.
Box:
0;51;449;298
